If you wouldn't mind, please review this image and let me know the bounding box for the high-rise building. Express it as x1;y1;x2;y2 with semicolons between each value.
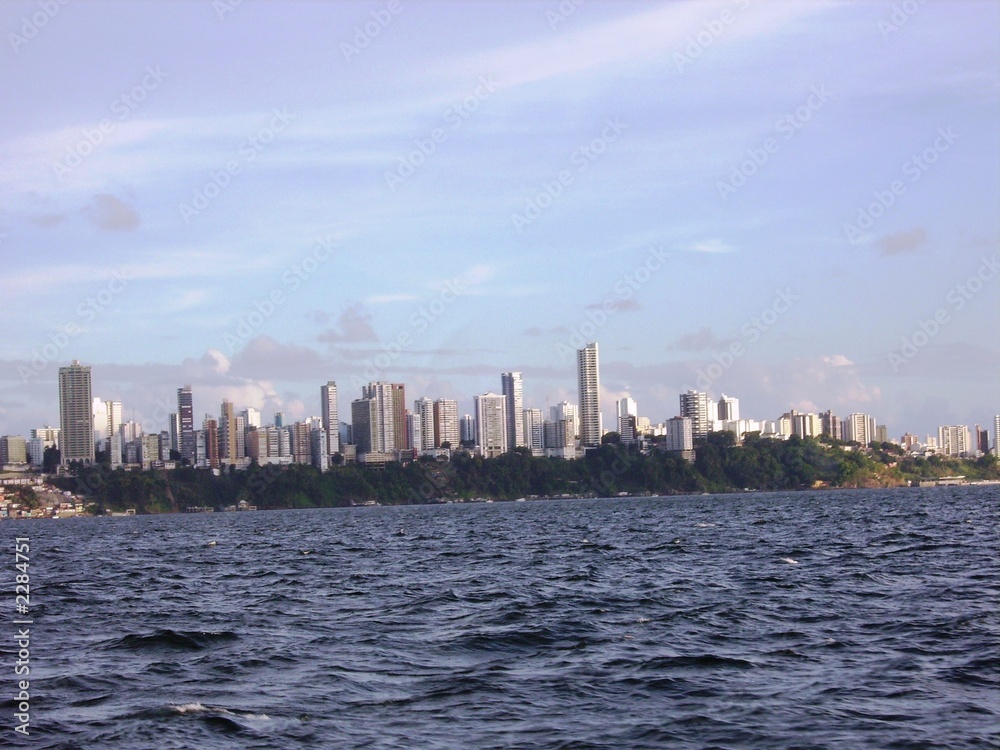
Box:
243;407;261;430
390;384;408;451
994;415;1000;457
220;400;238;461
407;412;422;453
320;382;340;454
501;372;525;449
274;411;285;428
793;413;822;439
843;413;877;446
475;393;508;458
0;436;27;465
433;398;459;449
679;390;713;440
351;399;378;454
291;422;312;464
414;398;436;450
58;360;95;465
202;417;219;469
938;425;971;457
310;428;328;471
106;399;123;442
235;415;246;459
577;343;601;447
975;427;989;456
820;410;841;441
617;397;638;444
92;397;108;446
460;414;475;445
665;416;693;452
550;401;578;438
717;394;740;422
178;386;194;463
356;382;406;453
523;408;544;455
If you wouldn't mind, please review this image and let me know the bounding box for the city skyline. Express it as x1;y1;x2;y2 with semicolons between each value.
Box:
14;353;1000;465
1;1;998;440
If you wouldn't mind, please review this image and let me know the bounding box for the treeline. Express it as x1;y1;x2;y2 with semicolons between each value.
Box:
53;434;999;514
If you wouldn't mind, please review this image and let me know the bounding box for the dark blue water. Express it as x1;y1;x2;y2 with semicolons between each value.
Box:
4;486;998;749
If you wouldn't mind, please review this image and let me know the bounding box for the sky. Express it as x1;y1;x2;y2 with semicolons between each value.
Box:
1;0;998;441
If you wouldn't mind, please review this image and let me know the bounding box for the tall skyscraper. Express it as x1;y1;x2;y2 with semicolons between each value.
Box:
92;398;108;446
220;400;238;461
243;406;261;429
501;372;525;449
202;417;219;469
58;360;95;465
475;393;508;458
460;414;475;445
351;398;378;454
550;401;578;438
617;397;638;445
390;384;408;451
717;394;740;422
938;425;971;457
523;407;544;455
665;416;693;452
577;342;601;448
843;413;877;446
274;411;285;428
407;412;422;453
107;399;123;441
177;386;194;463
994;415;1000;457
360;382;404;453
680;390;713;441
321;381;340;454
414;397;436;450
434;398;459;448
820;410;841;441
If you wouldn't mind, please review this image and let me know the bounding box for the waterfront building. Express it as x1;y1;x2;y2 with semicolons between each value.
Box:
501;372;525;449
58;360;95;465
434;398;460;449
937;425;971;458
178;386;195;463
321;382;339;454
577;343;601;448
475;393;508;458
680;390;713;440
843;413;877;446
665;416;693;452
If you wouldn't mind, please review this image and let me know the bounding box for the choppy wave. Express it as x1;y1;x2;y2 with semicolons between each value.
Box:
15;486;1000;749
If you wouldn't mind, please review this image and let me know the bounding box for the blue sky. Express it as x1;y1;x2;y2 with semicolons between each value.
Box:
1;0;998;440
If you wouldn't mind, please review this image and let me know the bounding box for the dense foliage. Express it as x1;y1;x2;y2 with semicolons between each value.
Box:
50;435;999;514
